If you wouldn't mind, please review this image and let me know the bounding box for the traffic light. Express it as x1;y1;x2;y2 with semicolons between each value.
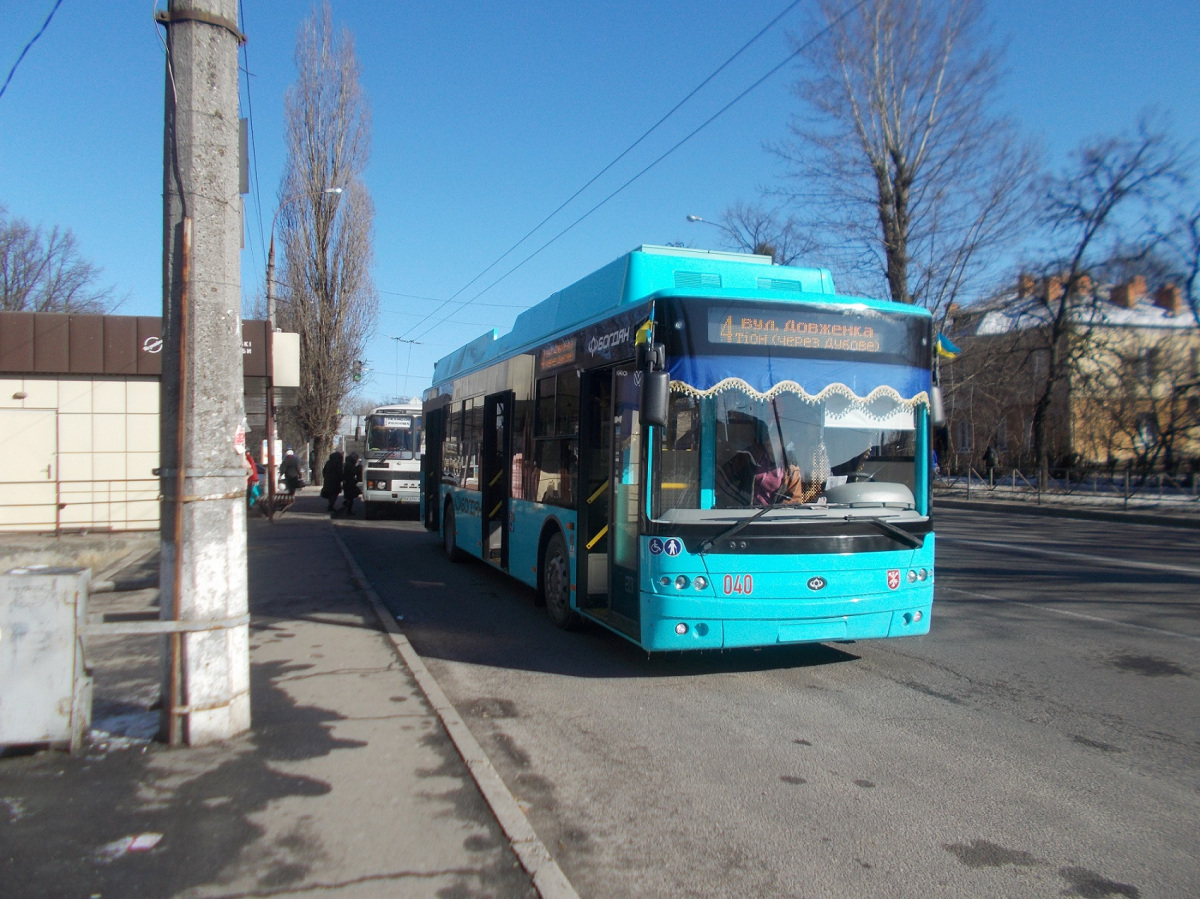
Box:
352;360;363;382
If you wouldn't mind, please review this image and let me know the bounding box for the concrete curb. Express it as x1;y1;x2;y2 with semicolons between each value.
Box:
328;523;580;899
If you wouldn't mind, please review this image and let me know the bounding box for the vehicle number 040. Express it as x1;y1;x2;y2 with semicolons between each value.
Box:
723;574;753;595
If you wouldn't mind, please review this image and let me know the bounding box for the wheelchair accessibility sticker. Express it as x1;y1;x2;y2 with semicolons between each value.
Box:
649;538;664;555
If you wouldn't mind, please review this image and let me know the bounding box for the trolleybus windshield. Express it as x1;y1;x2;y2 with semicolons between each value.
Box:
653;297;930;521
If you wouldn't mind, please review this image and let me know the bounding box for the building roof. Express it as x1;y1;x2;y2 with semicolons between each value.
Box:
950;282;1197;338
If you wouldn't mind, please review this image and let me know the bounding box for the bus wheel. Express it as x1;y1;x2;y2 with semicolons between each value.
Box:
443;501;463;562
542;531;579;630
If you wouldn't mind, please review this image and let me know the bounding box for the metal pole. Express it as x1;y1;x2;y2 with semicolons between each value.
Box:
169;217;191;747
265;235;278;522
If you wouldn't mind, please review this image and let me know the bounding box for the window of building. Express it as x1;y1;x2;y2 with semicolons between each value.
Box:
955;418;972;453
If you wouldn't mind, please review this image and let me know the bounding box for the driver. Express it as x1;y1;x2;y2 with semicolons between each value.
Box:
717;416;786;506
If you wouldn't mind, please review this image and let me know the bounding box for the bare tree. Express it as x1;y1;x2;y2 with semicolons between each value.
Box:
775;0;1034;315
1025;117;1190;480
0;206;118;312
705;201;817;266
275;2;377;471
1160;200;1200;327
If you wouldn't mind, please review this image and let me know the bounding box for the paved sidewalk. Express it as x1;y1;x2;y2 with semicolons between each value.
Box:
1;496;538;897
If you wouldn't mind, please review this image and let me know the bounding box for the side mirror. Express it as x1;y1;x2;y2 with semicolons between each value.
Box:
928;385;945;428
640;370;669;428
636;342;666;371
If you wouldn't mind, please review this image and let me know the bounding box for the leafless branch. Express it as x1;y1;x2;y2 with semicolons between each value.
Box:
275;2;378;467
0;205;118;312
773;0;1035;313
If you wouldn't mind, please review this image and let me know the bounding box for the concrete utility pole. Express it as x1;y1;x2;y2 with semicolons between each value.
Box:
157;0;250;746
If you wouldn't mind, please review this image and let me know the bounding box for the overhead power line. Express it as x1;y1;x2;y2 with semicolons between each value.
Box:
409;0;867;344
396;0;806;342
0;0;65;103
238;2;268;272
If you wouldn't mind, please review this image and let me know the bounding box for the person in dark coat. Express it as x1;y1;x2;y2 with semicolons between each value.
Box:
320;451;343;513
341;452;363;515
279;448;303;494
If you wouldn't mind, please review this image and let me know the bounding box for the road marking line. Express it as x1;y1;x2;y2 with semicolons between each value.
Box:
940;584;1200;643
330;524;580;899
941;535;1200;577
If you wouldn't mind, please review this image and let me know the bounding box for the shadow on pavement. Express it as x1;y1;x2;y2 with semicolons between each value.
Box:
335;514;863;680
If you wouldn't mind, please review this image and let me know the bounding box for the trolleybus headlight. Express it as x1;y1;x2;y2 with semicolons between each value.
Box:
917;568;928;581
693;576;708;590
659;576;672;587
907;569;918;583
675;622;689;635
675;575;690;590
913;610;923;622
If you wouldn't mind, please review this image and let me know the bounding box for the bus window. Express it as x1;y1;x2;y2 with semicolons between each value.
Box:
464;399;483;489
533;373;580;508
658;392;700;512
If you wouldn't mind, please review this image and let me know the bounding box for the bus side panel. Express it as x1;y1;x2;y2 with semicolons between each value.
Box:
446;486;485;560
507;499;543;590
506;500;578;592
639;534;935;651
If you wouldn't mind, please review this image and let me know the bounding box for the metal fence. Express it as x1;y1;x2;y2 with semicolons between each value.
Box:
0;477;160;533
934;467;1200;512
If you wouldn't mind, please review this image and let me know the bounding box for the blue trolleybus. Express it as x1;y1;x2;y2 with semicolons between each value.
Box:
422;246;935;651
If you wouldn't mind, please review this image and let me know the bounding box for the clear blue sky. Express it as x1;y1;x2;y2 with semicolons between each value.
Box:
2;1;1198;403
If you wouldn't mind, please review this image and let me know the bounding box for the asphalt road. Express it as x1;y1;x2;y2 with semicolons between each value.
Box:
337;506;1200;899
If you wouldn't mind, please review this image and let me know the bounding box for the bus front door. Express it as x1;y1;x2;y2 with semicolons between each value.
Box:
580;364;641;639
482;391;512;568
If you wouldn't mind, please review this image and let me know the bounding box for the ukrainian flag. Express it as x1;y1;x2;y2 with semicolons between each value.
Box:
936;333;960;359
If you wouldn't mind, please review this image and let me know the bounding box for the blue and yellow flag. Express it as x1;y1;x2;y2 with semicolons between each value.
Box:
935;333;960;359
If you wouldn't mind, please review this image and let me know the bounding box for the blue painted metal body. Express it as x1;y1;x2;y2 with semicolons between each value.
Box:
427;247;935;652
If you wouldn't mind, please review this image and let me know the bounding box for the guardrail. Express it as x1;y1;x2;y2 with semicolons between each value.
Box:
0;477;160;533
934;467;1200;512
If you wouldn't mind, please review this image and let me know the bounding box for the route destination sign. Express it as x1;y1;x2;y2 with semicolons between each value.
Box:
708;307;899;354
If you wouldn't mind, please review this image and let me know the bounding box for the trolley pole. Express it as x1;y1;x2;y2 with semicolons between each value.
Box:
157;0;251;745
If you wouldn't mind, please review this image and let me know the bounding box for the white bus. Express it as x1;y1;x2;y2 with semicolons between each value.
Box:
361;401;423;519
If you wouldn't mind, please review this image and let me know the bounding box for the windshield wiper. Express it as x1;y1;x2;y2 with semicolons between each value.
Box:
697;500;794;556
851;516;922;549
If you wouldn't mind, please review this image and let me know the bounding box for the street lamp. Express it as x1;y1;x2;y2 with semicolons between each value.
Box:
389;336;421;402
685;213;736;244
686;213;734;239
263;186;344;519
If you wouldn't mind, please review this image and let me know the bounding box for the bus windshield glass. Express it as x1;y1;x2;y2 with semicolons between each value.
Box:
654;297;929;519
657;388;918;516
367;414;420;458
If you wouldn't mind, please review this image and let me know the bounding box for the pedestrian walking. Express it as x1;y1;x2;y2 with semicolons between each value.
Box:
984;444;998;484
341;452;362;516
280;448;304;495
321;451;344;514
244;450;262;508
